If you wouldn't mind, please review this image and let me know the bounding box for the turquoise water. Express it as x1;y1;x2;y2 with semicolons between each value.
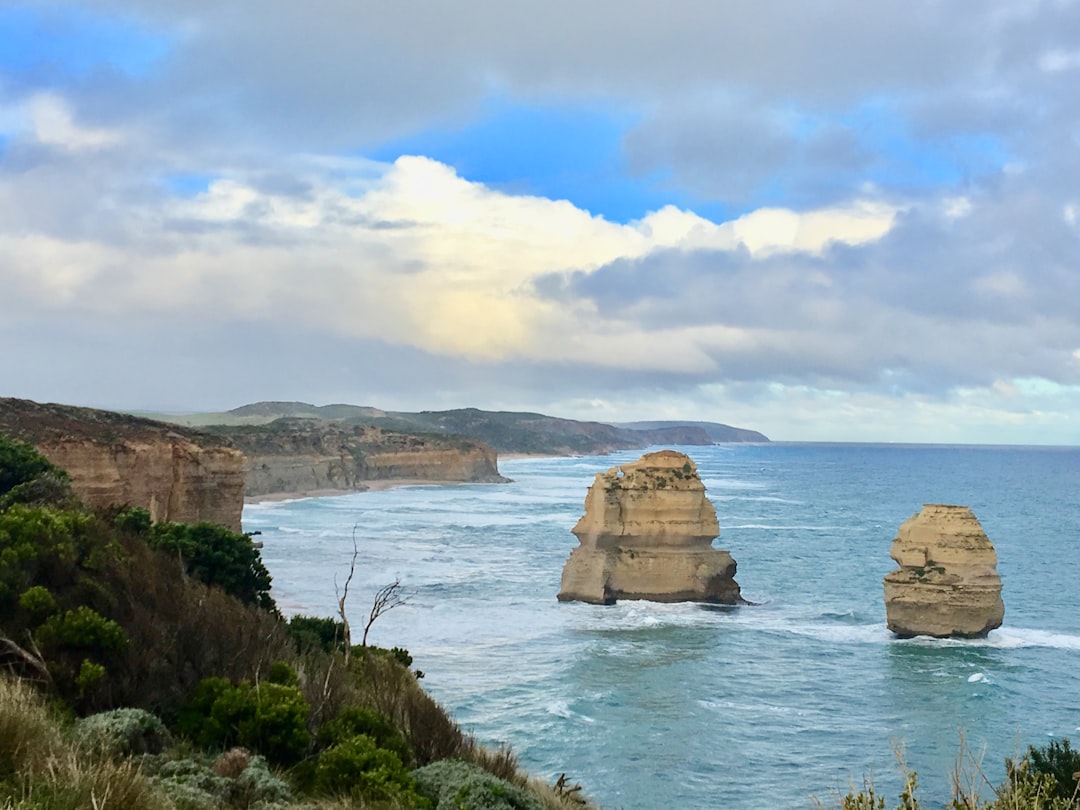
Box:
244;444;1080;809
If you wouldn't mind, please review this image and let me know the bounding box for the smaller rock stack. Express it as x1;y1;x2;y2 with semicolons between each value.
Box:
883;504;1004;638
557;450;743;605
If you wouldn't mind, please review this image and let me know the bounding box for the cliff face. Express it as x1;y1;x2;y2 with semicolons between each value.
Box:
883;504;1004;638
212;419;507;498
0;398;245;530
558;450;742;605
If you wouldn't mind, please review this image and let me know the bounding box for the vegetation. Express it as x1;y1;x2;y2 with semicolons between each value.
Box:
0;431;590;810
820;742;1080;810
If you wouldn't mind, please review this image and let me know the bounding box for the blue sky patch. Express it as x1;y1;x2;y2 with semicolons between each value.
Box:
840;99;1008;189
367;96;727;224
0;4;170;83
162;173;214;196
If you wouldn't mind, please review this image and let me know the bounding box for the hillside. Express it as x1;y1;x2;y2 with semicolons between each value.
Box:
613;419;769;443
158;403;770;455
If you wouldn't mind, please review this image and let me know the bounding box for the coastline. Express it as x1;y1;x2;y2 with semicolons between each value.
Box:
244;454;565;505
247;479;516;505
244;478;466;505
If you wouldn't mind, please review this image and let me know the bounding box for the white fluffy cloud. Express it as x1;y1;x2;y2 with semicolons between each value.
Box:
1;154;897;371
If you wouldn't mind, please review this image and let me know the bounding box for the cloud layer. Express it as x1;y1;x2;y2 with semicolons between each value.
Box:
1;1;1079;443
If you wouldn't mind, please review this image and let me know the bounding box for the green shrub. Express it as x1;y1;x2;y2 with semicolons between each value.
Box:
413;759;544;810
0;434;65;500
38;605;129;653
18;584;58;620
266;661;298;688
148;521;275;612
74;707;172;757
1025;738;1080;803
75;659;106;697
318;705;412;766
178;677;310;766
315;733;430;807
0;472;76;510
286;614;345;653
112;505;153;536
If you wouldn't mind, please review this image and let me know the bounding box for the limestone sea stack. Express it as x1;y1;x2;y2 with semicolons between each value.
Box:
883;504;1004;638
557;450;743;605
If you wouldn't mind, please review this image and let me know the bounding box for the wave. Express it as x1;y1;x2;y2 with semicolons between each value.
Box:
984;627;1080;651
712;495;804;504
546;700;595;724
724;524;846;530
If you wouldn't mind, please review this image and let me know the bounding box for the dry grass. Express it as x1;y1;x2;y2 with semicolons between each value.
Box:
0;675;170;810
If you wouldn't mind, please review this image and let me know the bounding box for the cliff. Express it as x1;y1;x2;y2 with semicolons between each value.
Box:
207;419;507;498
0;397;245;530
882;504;1005;638
558;450;743;605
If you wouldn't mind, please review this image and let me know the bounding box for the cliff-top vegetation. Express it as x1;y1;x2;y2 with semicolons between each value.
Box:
0;431;590;810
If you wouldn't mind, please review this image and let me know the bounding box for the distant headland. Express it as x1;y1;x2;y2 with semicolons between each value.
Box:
1;397;768;508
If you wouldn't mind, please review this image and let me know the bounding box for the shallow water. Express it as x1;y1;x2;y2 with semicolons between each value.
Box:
244;443;1080;809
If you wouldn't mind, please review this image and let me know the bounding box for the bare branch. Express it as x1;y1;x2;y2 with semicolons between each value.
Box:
0;633;52;685
361;579;409;647
334;523;360;664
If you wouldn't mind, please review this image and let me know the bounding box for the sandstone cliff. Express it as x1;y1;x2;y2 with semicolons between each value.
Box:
558;450;742;605
0;398;245;531
883;504;1004;638
209;419;508;498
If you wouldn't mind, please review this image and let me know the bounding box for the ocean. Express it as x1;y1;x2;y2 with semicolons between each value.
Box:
243;443;1080;810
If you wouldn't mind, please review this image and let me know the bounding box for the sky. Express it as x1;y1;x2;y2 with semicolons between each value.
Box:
1;1;1079;444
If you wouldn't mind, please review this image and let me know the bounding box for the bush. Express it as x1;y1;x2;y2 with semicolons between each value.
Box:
18;584;58;621
0;434;66;500
314;733;430;808
413;759;544;810
318;704;412;766
286;614;345;653
178;677;311;766
38;605;129;654
148;521;275;612
112;505;153;536
1025;738;1080;803
266;661;298;688
74;707;172;757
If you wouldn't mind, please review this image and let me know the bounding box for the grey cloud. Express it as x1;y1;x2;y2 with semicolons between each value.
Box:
537;172;1080;393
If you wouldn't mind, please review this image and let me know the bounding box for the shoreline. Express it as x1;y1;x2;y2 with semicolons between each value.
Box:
247;475;516;507
244;454;565;505
244;478;470;505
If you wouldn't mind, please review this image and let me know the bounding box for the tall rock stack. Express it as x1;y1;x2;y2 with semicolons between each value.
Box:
557;450;743;605
883;504;1004;638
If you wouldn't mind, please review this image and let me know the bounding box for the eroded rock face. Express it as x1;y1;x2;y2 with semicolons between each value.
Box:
216;420;508;498
558;450;742;605
0;398;246;530
883;504;1004;638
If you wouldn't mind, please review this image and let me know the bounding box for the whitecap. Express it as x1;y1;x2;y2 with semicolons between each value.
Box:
984;628;1080;651
967;672;987;683
546;701;595;723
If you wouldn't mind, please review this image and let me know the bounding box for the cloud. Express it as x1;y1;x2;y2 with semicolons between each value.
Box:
2;1;1079;444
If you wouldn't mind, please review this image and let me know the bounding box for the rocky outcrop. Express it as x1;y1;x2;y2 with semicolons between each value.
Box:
0;398;246;530
883;504;1004;638
558;450;742;605
211;419;508;498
